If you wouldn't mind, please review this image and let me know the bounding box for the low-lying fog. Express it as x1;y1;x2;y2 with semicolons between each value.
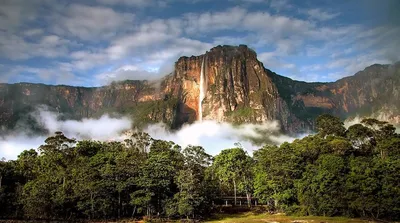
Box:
0;107;297;160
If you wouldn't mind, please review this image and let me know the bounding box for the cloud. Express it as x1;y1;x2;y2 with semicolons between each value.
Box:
1;65;84;86
0;107;133;160
305;8;340;21
181;7;313;39
184;7;248;34
0;32;71;60
145;120;297;155
97;0;151;6
107;32;175;60
269;0;293;12
344;113;400;131
0;107;297;160
0;135;45;161
64;6;316;82
95;64;173;84
33;107;132;140
53;4;135;40
257;51;297;73
327;53;390;78
0;0;398;84
23;28;43;37
0;0;38;30
69;50;110;70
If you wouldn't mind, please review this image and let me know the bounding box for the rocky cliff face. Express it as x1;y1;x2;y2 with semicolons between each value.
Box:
271;62;400;129
170;45;303;132
0;79;178;133
0;45;399;134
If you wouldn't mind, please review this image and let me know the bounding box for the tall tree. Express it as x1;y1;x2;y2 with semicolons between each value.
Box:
131;140;183;217
316;114;346;137
212;147;252;206
174;146;212;218
253;143;302;211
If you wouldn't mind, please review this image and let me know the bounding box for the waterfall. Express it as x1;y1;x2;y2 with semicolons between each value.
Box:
199;57;205;121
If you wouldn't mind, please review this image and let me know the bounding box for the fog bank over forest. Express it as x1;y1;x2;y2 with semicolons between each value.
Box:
0;107;298;160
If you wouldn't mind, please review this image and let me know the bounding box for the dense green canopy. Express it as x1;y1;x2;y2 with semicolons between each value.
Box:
0;116;399;220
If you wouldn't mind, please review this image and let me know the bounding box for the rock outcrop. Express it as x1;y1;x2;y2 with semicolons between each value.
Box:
171;45;290;129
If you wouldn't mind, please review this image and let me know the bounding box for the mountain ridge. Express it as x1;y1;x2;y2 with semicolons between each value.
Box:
3;60;398;88
0;45;399;134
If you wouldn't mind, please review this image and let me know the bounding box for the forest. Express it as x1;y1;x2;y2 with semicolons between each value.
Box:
0;115;399;221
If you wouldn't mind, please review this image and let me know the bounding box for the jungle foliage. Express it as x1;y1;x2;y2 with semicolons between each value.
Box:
0;115;399;220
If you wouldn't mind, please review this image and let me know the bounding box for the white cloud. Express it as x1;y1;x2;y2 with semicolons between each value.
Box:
300;64;323;72
95;37;211;84
184;7;247;33
53;4;135;40
2;65;86;86
145;120;296;155
305;8;340;21
0;32;70;60
0;107;297;160
0;0;38;30
70;50;109;70
97;0;152;6
40;35;62;45
34;108;132;140
0;108;132;160
107;32;174;60
257;51;297;73
23;28;43;36
269;0;293;12
95;65;168;84
0;135;45;160
0;1;398;84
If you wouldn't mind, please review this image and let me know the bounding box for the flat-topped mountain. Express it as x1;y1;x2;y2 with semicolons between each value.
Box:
1;45;399;134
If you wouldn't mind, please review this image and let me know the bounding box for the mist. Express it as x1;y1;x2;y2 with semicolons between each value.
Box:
0;108;133;160
344;114;400;133
145;120;297;156
0;107;297;160
33;107;132;141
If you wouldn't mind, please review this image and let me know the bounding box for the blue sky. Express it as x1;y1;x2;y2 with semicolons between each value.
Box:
0;0;399;86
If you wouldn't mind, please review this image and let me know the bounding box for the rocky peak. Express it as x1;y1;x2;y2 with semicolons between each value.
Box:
171;44;290;129
207;44;257;59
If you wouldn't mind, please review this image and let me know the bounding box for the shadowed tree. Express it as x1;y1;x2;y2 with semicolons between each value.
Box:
316;114;346;137
346;123;375;153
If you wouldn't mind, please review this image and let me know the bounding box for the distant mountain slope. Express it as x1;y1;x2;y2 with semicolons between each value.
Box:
273;62;400;128
0;45;399;134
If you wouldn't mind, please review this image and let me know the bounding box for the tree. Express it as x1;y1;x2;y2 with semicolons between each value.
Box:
39;131;76;155
377;137;400;159
1;115;399;221
0;160;21;218
347;120;398;158
346;124;375;154
346;156;380;218
20;132;76;219
328;138;353;156
175;146;212;218
253;143;302;211
297;154;346;216
132;140;183;217
212;147;252;206
316;114;346;137
346;156;400;219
